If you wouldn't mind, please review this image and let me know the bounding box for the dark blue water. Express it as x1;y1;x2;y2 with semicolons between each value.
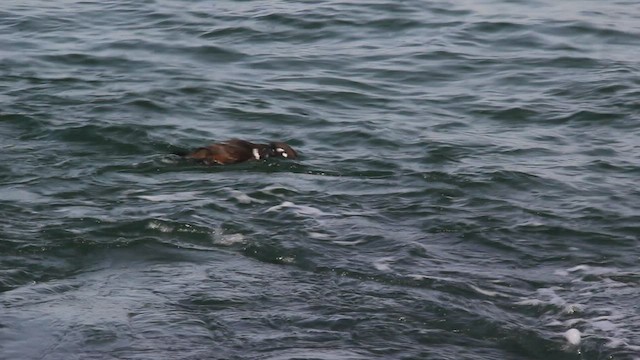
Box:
1;1;639;359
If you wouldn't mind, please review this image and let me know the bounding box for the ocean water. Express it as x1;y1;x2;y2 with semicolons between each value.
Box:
1;0;639;359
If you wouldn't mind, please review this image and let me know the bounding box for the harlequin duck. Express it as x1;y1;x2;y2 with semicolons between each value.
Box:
176;139;297;165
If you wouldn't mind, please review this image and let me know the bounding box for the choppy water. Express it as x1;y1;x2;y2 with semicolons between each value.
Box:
1;1;639;359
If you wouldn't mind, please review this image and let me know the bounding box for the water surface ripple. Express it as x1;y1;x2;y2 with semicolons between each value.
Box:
1;1;639;359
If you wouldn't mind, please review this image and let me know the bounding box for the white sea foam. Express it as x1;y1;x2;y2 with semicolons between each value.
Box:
266;201;328;216
373;257;394;272
514;298;545;306
160;155;178;164
208;225;246;246
225;188;264;204
468;284;508;298
566;264;616;276
147;220;173;233
213;233;245;246
259;184;297;196
275;256;295;264
307;232;330;240
331;239;367;246
554;269;569;276
518;265;640;355
564;328;581;346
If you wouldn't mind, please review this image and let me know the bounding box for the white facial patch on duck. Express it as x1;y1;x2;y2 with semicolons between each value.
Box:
252;148;261;160
276;148;288;157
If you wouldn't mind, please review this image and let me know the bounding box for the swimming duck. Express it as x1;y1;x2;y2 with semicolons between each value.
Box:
176;139;297;165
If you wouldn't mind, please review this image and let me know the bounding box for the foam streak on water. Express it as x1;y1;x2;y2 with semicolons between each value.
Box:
1;1;639;359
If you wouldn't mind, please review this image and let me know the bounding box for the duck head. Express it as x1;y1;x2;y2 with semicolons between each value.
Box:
268;142;298;160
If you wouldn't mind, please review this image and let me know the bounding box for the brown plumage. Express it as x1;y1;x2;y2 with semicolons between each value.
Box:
178;139;297;165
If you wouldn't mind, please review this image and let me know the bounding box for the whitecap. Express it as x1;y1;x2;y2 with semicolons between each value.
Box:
210;226;246;246
275;256;295;264
514;298;545;306
146;220;174;233
213;233;245;246
259;184;298;196
307;232;330;239
566;265;615;276
522;266;639;355
265;201;329;216
373;257;394;272
554;269;569;276
468;284;508;298
564;328;581;346
331;239;367;246
225;188;265;204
